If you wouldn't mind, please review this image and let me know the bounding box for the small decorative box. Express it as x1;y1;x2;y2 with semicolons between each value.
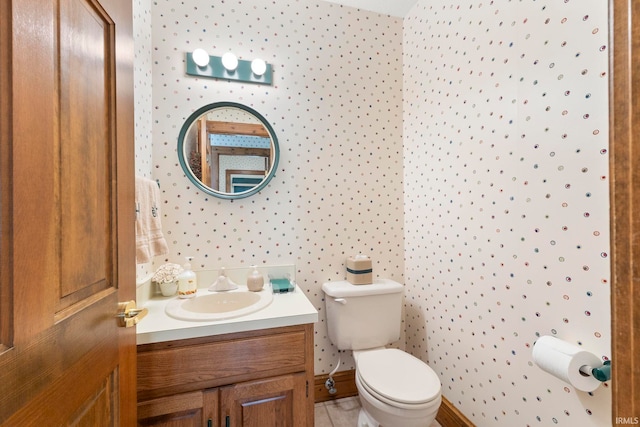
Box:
346;255;373;285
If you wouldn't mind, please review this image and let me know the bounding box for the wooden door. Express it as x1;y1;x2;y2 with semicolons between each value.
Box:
610;0;640;421
0;0;136;425
221;374;307;427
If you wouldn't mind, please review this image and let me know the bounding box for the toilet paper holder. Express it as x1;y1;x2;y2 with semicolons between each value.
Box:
532;336;611;391
579;360;612;382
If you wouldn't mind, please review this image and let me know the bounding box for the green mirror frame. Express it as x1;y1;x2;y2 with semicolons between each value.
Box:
177;102;280;200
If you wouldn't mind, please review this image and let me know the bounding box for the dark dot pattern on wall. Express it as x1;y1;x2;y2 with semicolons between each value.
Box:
404;1;610;427
148;0;404;376
134;0;155;283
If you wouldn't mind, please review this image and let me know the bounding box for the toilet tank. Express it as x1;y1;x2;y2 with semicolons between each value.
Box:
322;279;403;351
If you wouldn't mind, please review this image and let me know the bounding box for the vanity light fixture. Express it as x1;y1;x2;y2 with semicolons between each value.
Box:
191;48;210;68
250;58;267;76
185;50;272;85
221;52;238;72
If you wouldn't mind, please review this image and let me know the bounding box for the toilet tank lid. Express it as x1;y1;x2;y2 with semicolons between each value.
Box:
322;279;403;298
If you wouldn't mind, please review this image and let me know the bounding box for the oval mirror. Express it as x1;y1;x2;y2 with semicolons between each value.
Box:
177;102;280;199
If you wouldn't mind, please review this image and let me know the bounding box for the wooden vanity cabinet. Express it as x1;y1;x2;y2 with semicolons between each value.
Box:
137;389;218;426
136;324;314;427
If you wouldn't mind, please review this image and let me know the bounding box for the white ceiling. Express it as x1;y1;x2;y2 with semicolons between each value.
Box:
322;0;419;18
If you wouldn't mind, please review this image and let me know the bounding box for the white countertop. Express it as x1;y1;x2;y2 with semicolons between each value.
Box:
136;284;318;345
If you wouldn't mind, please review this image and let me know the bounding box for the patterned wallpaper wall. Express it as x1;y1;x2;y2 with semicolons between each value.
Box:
404;1;611;426
150;0;404;374
134;0;154;282
134;0;152;178
210;134;271;148
135;0;613;425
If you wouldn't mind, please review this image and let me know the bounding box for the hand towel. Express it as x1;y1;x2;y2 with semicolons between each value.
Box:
135;176;169;264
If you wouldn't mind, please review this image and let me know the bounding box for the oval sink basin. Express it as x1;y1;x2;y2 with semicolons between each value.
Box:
165;289;273;321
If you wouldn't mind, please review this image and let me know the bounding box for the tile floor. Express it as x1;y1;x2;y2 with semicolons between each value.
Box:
315;396;443;427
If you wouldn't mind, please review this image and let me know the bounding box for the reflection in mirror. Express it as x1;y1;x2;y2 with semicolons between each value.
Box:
178;102;279;199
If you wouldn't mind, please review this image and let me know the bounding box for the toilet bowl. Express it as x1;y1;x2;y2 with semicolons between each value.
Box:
354;348;441;427
322;279;442;427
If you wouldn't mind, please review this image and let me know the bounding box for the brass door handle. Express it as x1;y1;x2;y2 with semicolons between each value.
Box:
116;300;148;328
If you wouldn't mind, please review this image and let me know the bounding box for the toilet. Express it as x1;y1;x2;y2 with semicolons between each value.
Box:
322;279;442;427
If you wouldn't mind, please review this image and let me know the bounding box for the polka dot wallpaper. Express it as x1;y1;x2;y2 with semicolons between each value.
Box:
149;0;404;375
132;0;613;425
134;0;154;283
133;0;152;178
404;1;611;426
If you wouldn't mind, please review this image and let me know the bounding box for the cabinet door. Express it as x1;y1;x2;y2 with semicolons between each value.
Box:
138;389;219;427
221;373;307;427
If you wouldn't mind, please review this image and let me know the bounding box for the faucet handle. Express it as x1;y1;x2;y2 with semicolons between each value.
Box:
208;273;238;292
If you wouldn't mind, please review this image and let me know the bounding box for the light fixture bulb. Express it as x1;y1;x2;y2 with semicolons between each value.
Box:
192;48;210;67
221;52;238;72
251;58;267;76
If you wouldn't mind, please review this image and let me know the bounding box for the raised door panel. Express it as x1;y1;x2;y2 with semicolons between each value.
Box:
221;373;307;427
59;0;114;309
138;389;219;427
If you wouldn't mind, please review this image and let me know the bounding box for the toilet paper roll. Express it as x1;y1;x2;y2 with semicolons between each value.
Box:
532;335;603;392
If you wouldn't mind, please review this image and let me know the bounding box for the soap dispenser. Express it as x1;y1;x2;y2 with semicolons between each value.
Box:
246;265;264;292
177;256;197;298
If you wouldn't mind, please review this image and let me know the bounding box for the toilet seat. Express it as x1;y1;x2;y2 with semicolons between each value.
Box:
356;348;441;409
